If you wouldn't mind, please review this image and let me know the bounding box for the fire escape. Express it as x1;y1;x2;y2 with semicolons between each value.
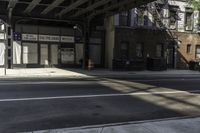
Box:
149;0;175;40
149;0;179;69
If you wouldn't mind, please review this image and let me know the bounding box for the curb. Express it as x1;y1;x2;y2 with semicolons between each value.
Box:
25;116;200;133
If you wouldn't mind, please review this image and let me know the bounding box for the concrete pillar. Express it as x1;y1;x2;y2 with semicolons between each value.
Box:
104;16;115;69
83;20;90;69
6;8;13;69
6;25;13;69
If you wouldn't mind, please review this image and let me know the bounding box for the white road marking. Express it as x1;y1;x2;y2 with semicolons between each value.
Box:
0;81;95;85
0;90;199;102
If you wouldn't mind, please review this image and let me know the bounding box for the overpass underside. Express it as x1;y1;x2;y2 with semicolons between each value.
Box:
0;0;154;69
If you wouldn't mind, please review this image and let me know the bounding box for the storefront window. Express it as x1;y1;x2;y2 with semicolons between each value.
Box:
51;45;58;65
23;43;38;64
0;42;5;66
61;48;75;64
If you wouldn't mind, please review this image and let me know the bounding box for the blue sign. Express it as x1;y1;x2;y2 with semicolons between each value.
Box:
13;32;21;41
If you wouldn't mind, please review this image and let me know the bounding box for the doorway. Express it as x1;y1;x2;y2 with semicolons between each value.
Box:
167;47;175;69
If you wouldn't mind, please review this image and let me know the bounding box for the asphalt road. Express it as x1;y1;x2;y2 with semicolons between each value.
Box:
0;76;200;132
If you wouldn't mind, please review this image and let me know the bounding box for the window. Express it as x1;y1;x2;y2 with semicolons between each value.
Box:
137;8;147;26
0;24;5;31
196;45;200;59
156;44;164;57
120;42;129;60
169;6;179;30
186;44;192;54
185;8;193;31
136;43;143;57
119;11;130;26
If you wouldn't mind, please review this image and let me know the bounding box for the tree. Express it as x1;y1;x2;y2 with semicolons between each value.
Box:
189;0;200;11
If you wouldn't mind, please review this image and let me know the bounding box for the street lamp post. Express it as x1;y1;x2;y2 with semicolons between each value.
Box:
73;24;84;68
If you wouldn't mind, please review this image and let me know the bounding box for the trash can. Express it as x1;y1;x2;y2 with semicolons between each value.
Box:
147;58;167;71
189;61;200;71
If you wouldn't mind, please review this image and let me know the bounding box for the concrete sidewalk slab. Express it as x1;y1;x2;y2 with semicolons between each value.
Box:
30;117;200;133
0;68;90;78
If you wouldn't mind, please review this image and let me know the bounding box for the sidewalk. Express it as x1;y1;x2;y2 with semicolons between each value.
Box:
0;68;199;78
28;117;200;133
0;68;90;78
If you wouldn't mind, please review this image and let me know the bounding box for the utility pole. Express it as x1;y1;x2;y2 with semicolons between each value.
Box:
83;19;91;70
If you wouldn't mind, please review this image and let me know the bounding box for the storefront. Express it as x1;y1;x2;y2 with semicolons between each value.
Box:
0;24;102;69
13;29;83;68
7;24;83;68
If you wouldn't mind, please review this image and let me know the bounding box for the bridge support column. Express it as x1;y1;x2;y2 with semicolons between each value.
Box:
83;20;90;70
6;8;13;69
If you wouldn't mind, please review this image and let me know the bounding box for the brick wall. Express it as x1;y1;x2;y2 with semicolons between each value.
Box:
114;27;200;69
175;32;200;69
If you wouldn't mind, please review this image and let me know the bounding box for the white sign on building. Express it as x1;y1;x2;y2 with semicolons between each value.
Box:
39;35;60;42
22;34;38;41
61;36;74;43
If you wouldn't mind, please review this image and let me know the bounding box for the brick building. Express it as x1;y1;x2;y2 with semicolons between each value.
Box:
105;0;200;70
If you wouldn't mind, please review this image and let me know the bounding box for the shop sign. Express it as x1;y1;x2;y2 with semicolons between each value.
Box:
22;34;38;41
39;35;60;42
61;36;74;43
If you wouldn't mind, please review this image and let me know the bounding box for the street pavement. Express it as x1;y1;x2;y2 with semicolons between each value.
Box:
0;72;199;133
